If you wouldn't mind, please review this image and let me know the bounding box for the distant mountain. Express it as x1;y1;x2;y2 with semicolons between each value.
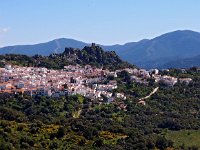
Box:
110;30;200;69
1;30;200;69
0;38;88;56
0;44;133;70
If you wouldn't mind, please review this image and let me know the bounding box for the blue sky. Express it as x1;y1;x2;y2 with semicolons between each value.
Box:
0;0;200;47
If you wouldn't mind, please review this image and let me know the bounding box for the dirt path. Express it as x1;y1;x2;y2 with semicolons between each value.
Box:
139;87;159;101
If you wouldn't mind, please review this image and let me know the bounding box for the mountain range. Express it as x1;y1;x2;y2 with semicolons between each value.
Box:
0;30;200;69
110;30;200;69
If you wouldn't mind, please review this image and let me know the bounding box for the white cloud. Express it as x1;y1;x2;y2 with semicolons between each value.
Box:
2;27;10;33
0;27;10;33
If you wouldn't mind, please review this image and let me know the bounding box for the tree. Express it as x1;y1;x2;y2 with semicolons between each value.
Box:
57;126;66;138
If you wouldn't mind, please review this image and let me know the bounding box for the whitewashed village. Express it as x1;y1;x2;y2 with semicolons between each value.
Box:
0;64;193;109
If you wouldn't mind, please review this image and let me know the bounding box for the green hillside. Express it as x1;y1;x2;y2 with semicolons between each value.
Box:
0;68;200;149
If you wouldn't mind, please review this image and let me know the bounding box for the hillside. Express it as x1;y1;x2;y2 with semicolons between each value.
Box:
0;67;200;149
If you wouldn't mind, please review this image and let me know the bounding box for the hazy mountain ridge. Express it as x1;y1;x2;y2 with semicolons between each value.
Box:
103;30;200;69
0;38;88;56
0;30;200;69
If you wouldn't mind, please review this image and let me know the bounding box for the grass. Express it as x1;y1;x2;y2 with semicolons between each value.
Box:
165;129;200;148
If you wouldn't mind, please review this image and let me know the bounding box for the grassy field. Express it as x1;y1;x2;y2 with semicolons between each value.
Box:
165;129;200;148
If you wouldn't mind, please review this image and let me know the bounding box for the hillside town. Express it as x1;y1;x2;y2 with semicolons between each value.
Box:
0;64;192;106
0;64;123;102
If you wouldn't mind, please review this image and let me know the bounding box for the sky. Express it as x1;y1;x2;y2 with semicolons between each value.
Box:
0;0;200;47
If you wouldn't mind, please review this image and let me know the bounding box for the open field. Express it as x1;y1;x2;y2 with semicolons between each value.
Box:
165;130;200;148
